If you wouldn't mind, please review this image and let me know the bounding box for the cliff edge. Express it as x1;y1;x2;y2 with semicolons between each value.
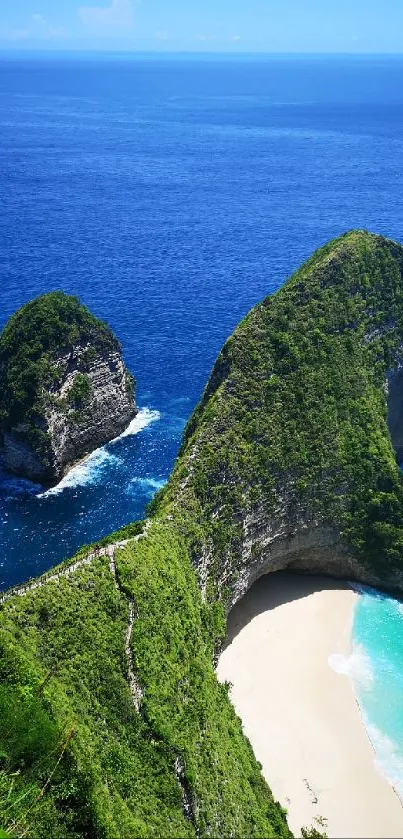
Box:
160;230;403;606
0;292;136;485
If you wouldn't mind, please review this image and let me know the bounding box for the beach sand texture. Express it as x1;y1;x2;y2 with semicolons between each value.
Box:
217;573;403;839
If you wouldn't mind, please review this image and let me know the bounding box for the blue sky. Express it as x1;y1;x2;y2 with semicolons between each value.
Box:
1;0;403;53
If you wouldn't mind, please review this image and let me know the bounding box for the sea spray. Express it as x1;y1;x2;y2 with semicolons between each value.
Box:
37;450;123;497
364;718;403;800
127;476;167;496
331;584;403;802
112;408;160;440
38;407;160;498
328;645;374;690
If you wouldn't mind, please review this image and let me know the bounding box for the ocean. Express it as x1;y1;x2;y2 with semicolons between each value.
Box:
1;52;403;798
350;585;403;801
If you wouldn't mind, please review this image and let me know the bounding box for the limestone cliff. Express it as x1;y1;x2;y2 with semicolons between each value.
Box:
159;230;403;608
0;292;136;485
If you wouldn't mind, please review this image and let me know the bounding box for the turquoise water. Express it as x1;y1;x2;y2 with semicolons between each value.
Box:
349;585;403;799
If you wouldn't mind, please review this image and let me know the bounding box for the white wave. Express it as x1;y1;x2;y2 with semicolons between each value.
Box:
364;718;403;802
329;644;374;690
38;449;122;498
348;580;372;596
348;580;386;598
128;477;166;494
349;581;403;622
348;580;395;603
112;408;160;440
37;407;160;498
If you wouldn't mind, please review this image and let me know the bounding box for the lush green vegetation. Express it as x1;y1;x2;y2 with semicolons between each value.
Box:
0;526;290;838
0;292;119;454
3;231;403;836
96;519;146;547
161;231;403;594
68;374;92;408
125;370;135;402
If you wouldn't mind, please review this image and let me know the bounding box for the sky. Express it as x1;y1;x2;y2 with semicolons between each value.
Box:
0;0;403;53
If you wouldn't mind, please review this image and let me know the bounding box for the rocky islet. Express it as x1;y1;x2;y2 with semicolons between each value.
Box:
0;291;136;486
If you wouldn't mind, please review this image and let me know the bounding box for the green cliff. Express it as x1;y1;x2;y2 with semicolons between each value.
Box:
162;229;403;604
1;230;403;837
0;292;136;485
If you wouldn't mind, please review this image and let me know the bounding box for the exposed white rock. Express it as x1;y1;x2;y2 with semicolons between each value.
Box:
3;340;136;485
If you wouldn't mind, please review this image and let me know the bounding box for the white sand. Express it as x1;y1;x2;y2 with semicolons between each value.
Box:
217;572;403;839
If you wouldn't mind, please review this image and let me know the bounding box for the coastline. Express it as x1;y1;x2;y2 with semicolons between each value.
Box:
217;572;403;839
37;407;160;498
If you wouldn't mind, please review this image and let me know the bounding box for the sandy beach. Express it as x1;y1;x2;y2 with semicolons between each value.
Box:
217;572;403;839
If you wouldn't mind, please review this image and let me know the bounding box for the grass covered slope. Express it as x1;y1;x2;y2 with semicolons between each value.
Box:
159;230;403;600
0;526;290;838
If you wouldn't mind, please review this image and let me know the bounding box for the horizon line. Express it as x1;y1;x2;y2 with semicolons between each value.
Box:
1;48;403;58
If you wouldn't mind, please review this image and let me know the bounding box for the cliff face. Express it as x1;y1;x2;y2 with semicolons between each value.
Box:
158;230;403;607
0;293;136;485
3;232;403;838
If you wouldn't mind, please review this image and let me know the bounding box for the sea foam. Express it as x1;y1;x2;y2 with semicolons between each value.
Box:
364;718;403;801
111;407;160;441
127;476;167;495
349;580;392;602
38;407;160;498
37;449;122;498
329;644;374;690
346;584;403;802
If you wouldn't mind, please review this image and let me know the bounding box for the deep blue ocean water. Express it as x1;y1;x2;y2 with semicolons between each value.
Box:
1;52;403;796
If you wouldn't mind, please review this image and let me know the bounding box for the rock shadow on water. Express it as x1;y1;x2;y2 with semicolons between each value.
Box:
223;571;349;650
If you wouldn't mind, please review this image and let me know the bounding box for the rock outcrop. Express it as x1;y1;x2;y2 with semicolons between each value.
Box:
159;230;403;608
0;292;136;485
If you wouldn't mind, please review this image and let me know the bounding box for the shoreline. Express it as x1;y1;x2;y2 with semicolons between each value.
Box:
217;572;403;839
37;407;160;497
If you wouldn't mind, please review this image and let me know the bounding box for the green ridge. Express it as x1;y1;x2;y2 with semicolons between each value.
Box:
0;291;120;461
161;230;403;595
2;230;403;836
0;529;290;838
